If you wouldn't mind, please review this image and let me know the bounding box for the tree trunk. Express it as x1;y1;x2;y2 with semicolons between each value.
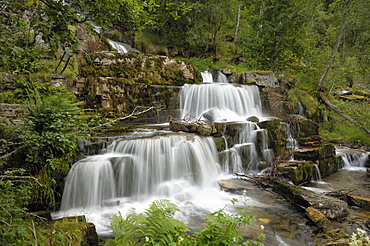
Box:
317;0;369;135
320;92;370;134
234;5;241;44
317;0;350;88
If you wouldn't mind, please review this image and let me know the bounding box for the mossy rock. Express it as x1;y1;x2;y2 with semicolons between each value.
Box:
38;217;98;245
278;161;316;184
258;119;287;156
294;147;319;161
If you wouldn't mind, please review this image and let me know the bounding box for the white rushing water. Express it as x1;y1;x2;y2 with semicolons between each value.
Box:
179;83;263;122
200;70;228;83
54;134;254;235
336;147;369;170
108;40;129;53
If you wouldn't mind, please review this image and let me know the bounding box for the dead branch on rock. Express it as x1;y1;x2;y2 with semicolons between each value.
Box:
118;105;166;121
180;111;206;124
95;105;165;128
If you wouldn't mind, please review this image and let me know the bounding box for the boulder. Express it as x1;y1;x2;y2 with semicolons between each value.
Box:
169;120;220;136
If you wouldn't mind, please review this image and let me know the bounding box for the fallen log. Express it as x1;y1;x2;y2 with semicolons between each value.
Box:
273;181;349;220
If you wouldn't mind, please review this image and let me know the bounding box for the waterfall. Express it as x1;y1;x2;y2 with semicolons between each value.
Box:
218;122;274;173
108;40;129;53
336;147;369;170
312;164;322;182
201;71;213;83
179;84;262;122
217;71;228;83
297;101;306;117
200;70;229;83
60;134;220;210
281;122;298;160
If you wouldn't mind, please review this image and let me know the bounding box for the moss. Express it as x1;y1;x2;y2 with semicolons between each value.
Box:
37;217;98;246
288;88;320;118
249;70;274;75
214;137;227;152
258;119;287;156
278;161;316;184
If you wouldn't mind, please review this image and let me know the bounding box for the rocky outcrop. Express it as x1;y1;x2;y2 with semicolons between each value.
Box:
0;103;26;119
258;119;287;157
169;120;221;136
260;87;296;119
72;52;201;119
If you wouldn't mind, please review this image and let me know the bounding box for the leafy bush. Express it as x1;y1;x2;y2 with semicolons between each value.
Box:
18;88;85;209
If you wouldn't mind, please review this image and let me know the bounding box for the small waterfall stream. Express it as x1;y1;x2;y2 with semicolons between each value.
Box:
336;147;369;170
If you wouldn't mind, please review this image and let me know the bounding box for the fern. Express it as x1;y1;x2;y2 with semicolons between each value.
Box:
106;198;265;246
106;199;188;246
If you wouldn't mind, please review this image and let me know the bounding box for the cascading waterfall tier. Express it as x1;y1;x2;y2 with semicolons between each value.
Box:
336;147;369;170
179;83;263;122
200;70;228;83
219;122;274;173
60;134;221;211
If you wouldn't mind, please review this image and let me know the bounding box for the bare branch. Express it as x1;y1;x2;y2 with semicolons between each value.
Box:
95;106;165;129
318;0;351;88
0;175;42;186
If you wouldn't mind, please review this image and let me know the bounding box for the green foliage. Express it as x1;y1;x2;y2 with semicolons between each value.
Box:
320;99;370;146
16;87;86;209
107;199;188;246
37;218;92;245
0;169;38;246
240;0;307;71
193;198;259;246
107;198;265;246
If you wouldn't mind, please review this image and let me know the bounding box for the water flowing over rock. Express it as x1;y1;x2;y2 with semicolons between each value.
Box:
179;83;263;122
60;134;220;210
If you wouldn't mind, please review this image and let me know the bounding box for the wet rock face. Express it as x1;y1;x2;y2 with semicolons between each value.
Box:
260;87;296;119
229;71;279;87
